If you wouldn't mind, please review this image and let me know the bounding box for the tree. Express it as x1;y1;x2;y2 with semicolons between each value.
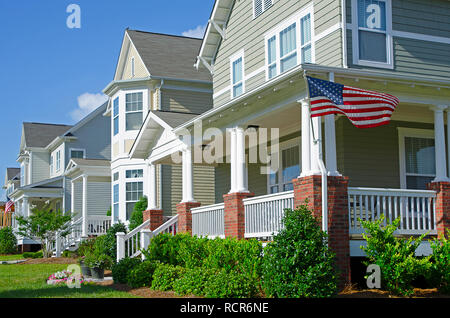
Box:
15;208;72;258
128;196;147;231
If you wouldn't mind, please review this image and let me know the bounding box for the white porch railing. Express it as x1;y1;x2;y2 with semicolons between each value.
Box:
348;187;437;235
192;203;225;238
244;190;294;238
87;216;111;236
117;215;179;261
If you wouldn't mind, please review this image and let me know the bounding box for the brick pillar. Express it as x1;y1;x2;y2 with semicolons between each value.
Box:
223;192;254;239
143;209;164;231
427;182;450;237
293;175;351;289
176;202;201;234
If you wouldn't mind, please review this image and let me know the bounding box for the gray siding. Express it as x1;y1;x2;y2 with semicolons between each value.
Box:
31;151;50;183
73;181;83;219
161;89;213;114
86;181;111;216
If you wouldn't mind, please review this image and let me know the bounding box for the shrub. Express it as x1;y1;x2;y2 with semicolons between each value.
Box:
361;215;430;296
173;267;216;297
111;257;142;284
151;263;186;291
77;238;96;258
427;230;450;294
127;260;158;288
104;221;127;261
0;227;17;254
23;250;43;259
204;269;259;298
262;205;338;298
142;233;196;266
128;196;147;231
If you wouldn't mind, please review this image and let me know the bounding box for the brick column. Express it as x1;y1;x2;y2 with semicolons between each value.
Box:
293;175;351;289
427;182;450;237
223;192;254;239
176;202;201;234
143;209;164;231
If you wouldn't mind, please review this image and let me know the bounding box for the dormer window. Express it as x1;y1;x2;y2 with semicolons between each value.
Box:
254;0;274;19
113;97;119;136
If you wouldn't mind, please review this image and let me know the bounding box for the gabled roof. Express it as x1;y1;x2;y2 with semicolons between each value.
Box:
70;158;110;167
195;0;234;70
6;168;20;181
22;123;73;148
126;30;212;82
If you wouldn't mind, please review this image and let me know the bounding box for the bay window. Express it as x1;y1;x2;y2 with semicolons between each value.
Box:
125;92;143;131
113;184;119;222
113;97;119;136
126;181;143;220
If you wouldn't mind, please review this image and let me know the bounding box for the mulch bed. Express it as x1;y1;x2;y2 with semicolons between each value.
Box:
19;257;79;265
97;280;200;298
337;285;449;298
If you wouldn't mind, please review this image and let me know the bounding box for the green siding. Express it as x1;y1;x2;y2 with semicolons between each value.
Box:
161;89;213;114
315;31;343;67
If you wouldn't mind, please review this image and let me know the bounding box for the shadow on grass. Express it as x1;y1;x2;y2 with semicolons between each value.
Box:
0;284;136;298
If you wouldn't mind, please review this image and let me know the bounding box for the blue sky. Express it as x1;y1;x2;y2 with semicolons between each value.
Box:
0;0;214;200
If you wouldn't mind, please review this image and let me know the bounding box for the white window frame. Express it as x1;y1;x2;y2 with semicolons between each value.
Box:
113;183;119;222
398;128;435;189
50;156;54;176
113;96;119;136
253;0;275;19
124;169;144;220
125;91;144;131
229;50;245;99
267;137;301;194
264;5;315;81
70;148;86;159
351;0;394;69
56;151;61;172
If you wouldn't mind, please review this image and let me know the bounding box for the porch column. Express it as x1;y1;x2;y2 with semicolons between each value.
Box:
144;163;164;231
432;105;449;182
82;174;88;238
71;180;75;224
177;148;200;234
23;197;30;217
324;72;340;176
300;99;311;177
235;127;248;193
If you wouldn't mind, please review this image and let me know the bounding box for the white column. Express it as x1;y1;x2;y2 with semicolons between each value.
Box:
235;127;248;193
325;73;340;176
116;232;126;262
229;128;237;193
432;105;450;182
147;163;157;209
71;180;75;222
182;148;195;203
300;99;311;177
82;174;88;237
23;197;30;217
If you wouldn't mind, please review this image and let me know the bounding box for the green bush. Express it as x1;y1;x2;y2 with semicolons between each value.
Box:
77;238;96;258
23;250;43;259
151;263;186;291
104;221;127;261
361;215;430;296
204;269;259;298
111;257;142;284
262;206;338;298
0;227;17;254
127;260;158;288
427;230;450;294
142;233;196;266
128;196;147;231
173;267;216;297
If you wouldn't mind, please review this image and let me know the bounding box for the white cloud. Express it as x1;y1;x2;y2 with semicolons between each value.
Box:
182;24;207;39
70;92;108;122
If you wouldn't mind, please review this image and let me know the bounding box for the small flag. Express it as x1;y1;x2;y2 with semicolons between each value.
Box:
5;197;14;213
307;76;399;129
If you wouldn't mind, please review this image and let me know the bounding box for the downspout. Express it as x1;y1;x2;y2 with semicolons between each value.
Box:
341;0;348;68
157;79;164;110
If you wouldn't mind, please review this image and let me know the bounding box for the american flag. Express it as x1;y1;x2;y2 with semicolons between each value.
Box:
5;197;14;213
307;76;399;129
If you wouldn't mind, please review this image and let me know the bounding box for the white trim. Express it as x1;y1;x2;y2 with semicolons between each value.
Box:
229;49;245;99
253;0;276;20
350;0;394;69
69;148;86;159
314;22;342;42
397;127;435;189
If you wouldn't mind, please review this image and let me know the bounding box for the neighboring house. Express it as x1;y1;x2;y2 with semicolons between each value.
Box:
103;30;215;224
3;167;20;199
123;0;450;285
9;102;111;251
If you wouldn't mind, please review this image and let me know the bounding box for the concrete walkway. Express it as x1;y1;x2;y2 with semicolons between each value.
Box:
0;259;27;265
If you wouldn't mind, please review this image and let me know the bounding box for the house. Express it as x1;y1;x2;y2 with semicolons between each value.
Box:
3;167;20;200
122;0;450;287
9;102;111;251
103;30;216;225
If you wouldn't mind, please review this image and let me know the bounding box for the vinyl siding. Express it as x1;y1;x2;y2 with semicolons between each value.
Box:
31;151;50;183
121;43;149;80
160;89;213;114
86;181;111;216
73;181;83;219
315;30;343;67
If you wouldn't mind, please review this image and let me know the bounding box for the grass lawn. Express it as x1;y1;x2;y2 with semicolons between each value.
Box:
0;254;25;261
0;263;139;298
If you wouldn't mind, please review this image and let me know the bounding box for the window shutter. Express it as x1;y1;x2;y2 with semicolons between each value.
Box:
254;0;263;18
264;0;273;11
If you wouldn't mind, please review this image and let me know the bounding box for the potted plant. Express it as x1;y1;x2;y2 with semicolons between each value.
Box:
79;256;91;278
84;252;112;280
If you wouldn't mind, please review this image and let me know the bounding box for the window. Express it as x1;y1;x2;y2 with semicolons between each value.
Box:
56;151;61;172
230;52;244;98
113;97;119;136
125;92;143;131
126;169;143;178
254;0;274;19
113;172;119;182
268;140;300;193
113;184;119;222
70;149;85;159
50;156;53;175
399;129;435;190
131;57;135;77
352;0;393;68
126;182;143;220
20;165;25;187
265;8;313;80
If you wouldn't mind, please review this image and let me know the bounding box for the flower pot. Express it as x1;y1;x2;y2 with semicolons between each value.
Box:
91;267;104;280
80;263;91;278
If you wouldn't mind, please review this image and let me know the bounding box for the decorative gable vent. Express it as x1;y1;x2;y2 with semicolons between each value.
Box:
254;0;274;18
